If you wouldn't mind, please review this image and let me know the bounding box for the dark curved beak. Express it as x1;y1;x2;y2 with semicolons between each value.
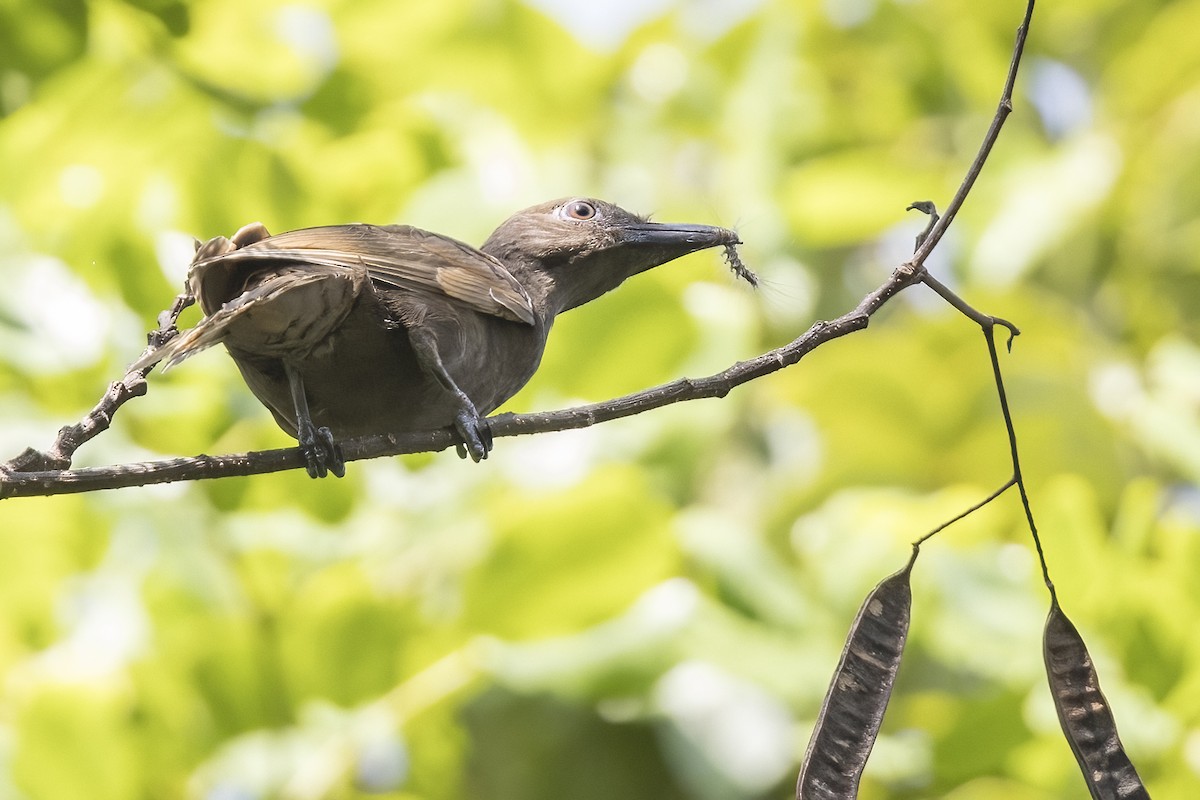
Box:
548;218;744;314
619;222;740;249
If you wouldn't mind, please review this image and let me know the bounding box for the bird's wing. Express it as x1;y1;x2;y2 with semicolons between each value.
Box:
217;224;536;325
132;267;340;372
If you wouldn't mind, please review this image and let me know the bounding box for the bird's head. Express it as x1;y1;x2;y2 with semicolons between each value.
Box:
481;197;738;315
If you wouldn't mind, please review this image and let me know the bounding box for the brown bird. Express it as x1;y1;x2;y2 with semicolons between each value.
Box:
135;197;741;477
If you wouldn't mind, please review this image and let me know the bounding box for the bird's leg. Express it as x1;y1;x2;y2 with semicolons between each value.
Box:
284;362;345;479
406;329;492;462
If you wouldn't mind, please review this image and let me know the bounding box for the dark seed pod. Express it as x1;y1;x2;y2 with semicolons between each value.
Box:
796;554;915;800
1044;598;1150;800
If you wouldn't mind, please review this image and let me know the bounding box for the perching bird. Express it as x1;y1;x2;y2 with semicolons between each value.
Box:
135;197;742;478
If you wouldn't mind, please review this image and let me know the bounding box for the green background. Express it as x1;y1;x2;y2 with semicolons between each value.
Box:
0;0;1196;797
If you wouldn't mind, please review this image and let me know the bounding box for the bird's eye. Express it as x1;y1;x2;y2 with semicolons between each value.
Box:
563;200;596;220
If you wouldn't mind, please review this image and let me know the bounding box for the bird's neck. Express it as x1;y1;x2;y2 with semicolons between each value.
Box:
481;250;562;321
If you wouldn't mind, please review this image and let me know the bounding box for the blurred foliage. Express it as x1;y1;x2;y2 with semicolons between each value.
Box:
0;0;1198;798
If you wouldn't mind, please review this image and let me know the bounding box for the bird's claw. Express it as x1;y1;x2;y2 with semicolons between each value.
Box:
453;406;492;463
298;425;345;479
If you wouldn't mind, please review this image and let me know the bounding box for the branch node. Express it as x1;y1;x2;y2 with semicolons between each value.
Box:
906;201;940;252
3;447;72;474
987;316;1022;351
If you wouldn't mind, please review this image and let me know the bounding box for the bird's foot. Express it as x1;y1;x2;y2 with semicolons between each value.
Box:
298;425;345;479
452;402;493;463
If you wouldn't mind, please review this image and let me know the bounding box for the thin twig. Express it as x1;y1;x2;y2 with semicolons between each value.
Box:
906;205;1021;342
913;477;1017;548
907;0;1036;271
982;323;1053;596
900;0;1035;339
898;0;1048;590
907;201;940;250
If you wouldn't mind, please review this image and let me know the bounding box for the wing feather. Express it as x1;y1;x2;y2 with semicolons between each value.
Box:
210;224;536;325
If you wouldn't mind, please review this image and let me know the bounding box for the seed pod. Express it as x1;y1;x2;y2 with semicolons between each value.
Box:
1044;598;1150;800
797;554;915;800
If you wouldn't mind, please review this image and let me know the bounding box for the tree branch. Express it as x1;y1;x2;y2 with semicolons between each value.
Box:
1;291;193;474
0;0;1036;499
0;267;921;498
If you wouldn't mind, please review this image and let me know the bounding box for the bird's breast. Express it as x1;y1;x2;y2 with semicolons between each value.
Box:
437;312;550;415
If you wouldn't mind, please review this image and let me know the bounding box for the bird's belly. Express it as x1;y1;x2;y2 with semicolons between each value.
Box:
230;309;545;441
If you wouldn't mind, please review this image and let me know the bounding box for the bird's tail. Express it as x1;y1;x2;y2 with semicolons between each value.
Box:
130;303;240;373
130;267;337;374
128;229;254;373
